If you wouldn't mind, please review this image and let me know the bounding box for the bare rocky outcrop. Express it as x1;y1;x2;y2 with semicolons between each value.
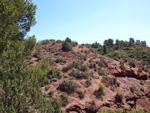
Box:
104;59;149;80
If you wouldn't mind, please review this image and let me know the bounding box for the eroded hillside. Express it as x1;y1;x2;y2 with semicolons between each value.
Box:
29;39;150;113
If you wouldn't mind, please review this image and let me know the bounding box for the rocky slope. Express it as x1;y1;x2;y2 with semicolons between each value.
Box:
30;40;150;112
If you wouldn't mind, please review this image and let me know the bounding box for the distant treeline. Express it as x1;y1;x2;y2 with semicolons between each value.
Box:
91;38;147;48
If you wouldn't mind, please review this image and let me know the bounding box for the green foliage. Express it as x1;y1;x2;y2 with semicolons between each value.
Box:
94;83;105;100
65;37;71;43
24;36;36;56
97;38;149;68
103;45;107;54
106;52;119;59
116;108;124;113
112;77;120;87
129;37;135;46
62;61;87;72
130;86;136;93
34;42;43;60
120;61;125;71
0;0;36;53
58;80;78;94
129;61;136;68
140;41;146;46
98;67;105;76
60;93;69;107
0;0;62;112
116;39;120;50
69;70;92;79
104;39;114;46
99;83;105;91
136;40;141;45
91;41;101;48
87;100;96;112
55;56;64;63
30;59;50;86
101;75;110;87
47;68;62;82
101;76;120;88
50;98;62;113
115;91;123;103
0;41;58;112
62;41;72;52
85;79;92;87
97;109;148;113
62;37;72;52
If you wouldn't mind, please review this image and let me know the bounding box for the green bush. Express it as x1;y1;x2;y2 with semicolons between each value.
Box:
97;109;147;113
30;59;50;86
102;75;110;87
98;68;105;76
102;76;120;88
62;41;72;52
85;79;92;87
65;37;71;43
112;77;120;87
130;86;136;93
94;83;105;100
86;100;96;112
58;80;78;94
69;70;90;79
50;98;62;113
62;63;73;72
62;66;70;72
62;61;87;72
53;69;62;79
120;61;125;71
47;69;62;81
115;91;123;103
129;61;136;68
60;93;69;107
55;56;64;63
34;43;43;60
91;42;101;48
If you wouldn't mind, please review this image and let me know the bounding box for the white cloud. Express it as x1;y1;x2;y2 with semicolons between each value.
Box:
145;32;150;34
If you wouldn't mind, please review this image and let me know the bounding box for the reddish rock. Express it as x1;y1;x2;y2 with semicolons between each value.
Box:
136;99;150;111
33;41;150;112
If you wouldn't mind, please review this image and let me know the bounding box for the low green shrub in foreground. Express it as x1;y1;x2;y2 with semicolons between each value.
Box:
97;108;148;113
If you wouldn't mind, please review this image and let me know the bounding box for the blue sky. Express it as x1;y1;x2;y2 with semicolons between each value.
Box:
28;0;150;45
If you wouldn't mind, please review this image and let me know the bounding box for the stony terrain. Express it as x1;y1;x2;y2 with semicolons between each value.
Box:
30;40;150;113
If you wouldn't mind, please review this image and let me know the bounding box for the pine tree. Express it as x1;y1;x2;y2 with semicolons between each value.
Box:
103;45;107;55
62;37;72;52
0;0;61;112
116;39;120;50
0;0;36;53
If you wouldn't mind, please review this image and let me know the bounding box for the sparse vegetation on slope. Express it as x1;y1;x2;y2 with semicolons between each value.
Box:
1;5;150;112
58;80;78;94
